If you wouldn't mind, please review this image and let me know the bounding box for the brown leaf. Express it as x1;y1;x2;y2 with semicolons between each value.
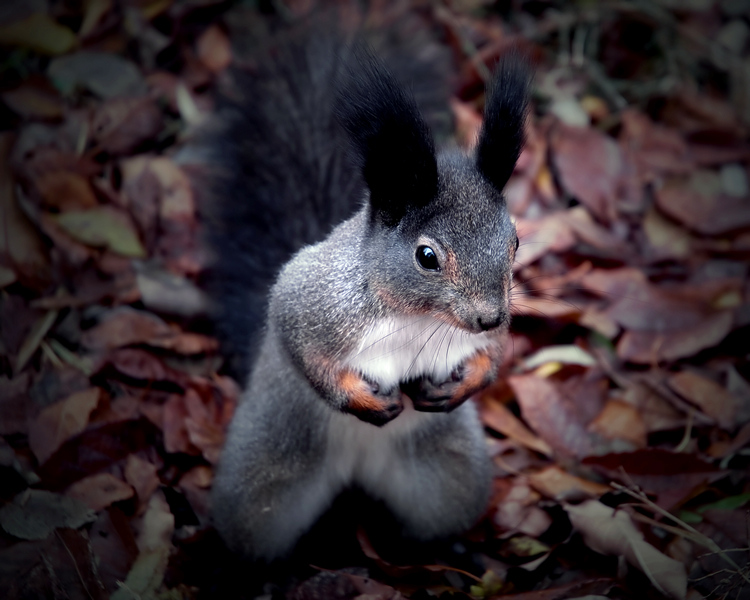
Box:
184;389;229;464
528;465;610;501
617;310;734;363
655;175;750;235
618;109;692;181
480;396;553;456
81;307;171;351
587;399;647;447
550;122;633;222
566;500;687;599
0;134;51;289
65;472;134;511
124;454;160;510
91;96;163;155
508;374;597;458
666;370;743;430
28;387;101;464
515;213;576;268
1;77;64;120
582;449;724;509
493;480;551;538
196;24;232;73
0;373;31;435
162;393;195;455
35;170;99;210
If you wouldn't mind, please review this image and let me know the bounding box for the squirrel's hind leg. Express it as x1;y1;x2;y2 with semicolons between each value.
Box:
211;398;340;562
360;403;492;542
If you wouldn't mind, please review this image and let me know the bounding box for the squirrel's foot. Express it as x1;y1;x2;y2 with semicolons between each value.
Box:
338;370;405;426
407;351;495;412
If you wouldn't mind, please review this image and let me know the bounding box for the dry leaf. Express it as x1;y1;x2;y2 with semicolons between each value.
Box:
66;472;134;511
0;489;96;540
666;371;743;430
0;13;77;55
481;397;553;456
196;24;232;73
587;400;647;447
528;465;610;501
656;175;750;235
550;123;629;222
566;500;687;599
81;306;171;350
28;387;101;464
53;206;147;257
509;374;597;458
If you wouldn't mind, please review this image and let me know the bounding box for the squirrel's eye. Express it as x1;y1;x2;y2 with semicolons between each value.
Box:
416;245;440;271
514;235;519;252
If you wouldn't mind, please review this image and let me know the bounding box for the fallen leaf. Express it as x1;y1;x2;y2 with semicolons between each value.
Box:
48;51;146;98
587;399;648;447
196;24;232;73
110;546;169;600
0;489;96;540
91;96;164;155
617;310;734;363
81;306;171;350
35;170;99;210
0;134;51;289
0;13;77;55
509;374;597;458
66;472;135;511
124;454;160;510
582;449;724;509
80;0;113;38
550;122;631;222
522;344;597;370
566;500;687;599
0;77;65;120
528;465;610;501
15;308;58;373
480;396;553;456
655;175;750;235
666;370;743;430
53;206;147;257
515;213;576;268
28;387;101;464
134;489;174;553
493;480;552;538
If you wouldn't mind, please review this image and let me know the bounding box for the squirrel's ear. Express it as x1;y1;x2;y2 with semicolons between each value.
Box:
475;54;532;193
337;46;437;226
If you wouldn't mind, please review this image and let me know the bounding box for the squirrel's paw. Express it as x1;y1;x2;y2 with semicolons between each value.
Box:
407;351;495;412
338;370;405;426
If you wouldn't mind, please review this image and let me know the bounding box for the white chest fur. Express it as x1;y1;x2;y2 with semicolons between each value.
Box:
344;315;492;390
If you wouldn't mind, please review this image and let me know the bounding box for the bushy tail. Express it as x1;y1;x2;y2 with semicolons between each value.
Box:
199;17;450;381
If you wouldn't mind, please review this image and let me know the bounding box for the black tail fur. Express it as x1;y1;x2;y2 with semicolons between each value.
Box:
200;19;450;381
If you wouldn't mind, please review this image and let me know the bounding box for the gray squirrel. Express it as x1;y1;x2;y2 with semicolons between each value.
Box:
201;22;530;562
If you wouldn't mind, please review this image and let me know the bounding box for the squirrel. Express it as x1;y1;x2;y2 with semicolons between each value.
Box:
200;21;531;562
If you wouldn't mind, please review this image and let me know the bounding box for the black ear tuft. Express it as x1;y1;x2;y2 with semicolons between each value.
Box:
476;53;532;193
336;46;437;226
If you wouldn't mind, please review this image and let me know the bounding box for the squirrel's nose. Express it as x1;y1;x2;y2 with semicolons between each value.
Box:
476;309;506;331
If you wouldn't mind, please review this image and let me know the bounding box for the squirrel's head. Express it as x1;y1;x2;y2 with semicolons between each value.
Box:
338;49;530;334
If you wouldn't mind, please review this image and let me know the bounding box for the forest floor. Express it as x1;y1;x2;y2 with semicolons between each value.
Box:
1;0;749;599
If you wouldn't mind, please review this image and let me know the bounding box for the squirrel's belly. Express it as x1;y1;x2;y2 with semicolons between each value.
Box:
344;315;492;390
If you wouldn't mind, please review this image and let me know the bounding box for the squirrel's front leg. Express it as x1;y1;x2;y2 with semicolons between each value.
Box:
304;355;405;426
336;369;405;425
404;344;502;412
